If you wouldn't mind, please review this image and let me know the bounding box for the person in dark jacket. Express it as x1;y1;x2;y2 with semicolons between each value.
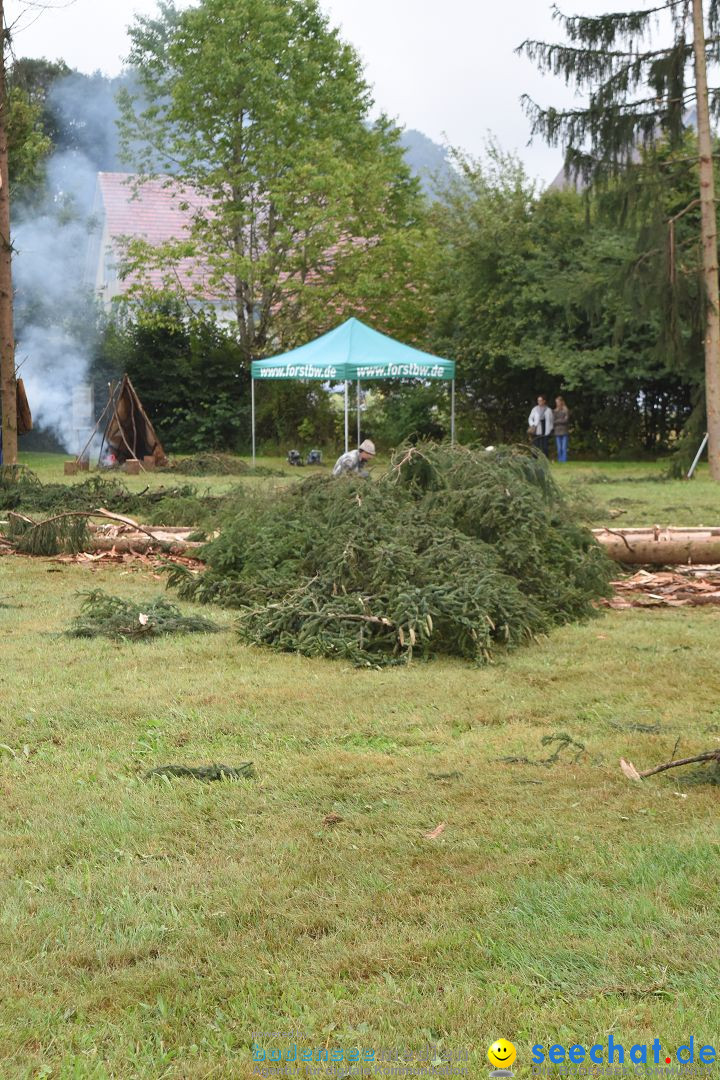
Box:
553;396;570;462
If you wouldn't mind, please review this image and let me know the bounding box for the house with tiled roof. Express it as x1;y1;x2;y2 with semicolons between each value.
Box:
86;172;230;314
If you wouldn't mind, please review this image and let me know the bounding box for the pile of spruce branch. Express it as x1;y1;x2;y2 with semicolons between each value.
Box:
170;453;282;477
0;469;237;540
166;443;613;666
67;590;221;641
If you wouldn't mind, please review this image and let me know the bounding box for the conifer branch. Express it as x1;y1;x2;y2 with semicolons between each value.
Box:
552;2;685;49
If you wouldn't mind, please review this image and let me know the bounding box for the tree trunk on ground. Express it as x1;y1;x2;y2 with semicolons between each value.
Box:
594;525;720;564
692;0;720;480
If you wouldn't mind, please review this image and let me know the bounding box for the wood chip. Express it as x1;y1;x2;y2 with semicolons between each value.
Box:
424;822;447;840
620;758;642;782
605;568;720;609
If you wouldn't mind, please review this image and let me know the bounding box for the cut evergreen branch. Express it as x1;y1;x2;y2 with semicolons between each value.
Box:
166;443;613;666
5;508;183;556
67;590;221;641
0;468;230;529
6;511;90;556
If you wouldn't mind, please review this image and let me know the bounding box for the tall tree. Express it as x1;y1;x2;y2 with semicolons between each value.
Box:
519;0;720;477
119;0;426;362
0;0;17;464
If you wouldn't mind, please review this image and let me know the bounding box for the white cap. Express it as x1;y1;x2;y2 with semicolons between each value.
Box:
359;439;376;456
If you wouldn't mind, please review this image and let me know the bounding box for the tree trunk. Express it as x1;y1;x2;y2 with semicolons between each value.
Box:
692;0;720;480
0;1;17;466
594;525;720;564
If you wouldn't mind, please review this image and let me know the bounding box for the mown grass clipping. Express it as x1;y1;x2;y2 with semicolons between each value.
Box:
67;590;221;641
166;443;614;666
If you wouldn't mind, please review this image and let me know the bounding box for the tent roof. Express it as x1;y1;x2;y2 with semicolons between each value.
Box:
251;318;455;381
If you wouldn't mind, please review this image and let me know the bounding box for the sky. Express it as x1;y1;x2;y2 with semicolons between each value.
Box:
6;0;621;184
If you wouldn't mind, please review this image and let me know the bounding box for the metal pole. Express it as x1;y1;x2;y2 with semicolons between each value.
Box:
344;380;349;453
251;377;256;467
450;379;456;446
687;432;709;479
357;379;361;446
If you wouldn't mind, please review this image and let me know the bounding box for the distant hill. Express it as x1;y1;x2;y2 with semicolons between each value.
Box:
400;129;455;198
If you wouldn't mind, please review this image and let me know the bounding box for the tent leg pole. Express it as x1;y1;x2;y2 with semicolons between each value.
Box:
687;431;709;479
451;379;456;446
251;377;256;468
344;380;349;453
357;379;361;446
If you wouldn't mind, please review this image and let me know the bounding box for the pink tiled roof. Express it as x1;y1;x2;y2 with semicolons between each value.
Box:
96;172;226;301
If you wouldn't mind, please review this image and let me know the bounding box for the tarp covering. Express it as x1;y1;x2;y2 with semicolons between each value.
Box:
251;318;455;382
105;374;167;463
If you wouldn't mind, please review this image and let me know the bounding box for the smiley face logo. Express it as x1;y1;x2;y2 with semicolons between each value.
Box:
488;1039;517;1070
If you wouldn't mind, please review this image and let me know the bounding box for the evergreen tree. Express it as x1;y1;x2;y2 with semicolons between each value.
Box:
519;0;720;476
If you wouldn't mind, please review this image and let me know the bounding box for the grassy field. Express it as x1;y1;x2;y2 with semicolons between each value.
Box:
1;454;719;1078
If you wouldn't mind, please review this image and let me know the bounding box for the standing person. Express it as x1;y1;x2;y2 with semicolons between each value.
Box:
553;396;570;463
333;439;376;478
528;396;553;457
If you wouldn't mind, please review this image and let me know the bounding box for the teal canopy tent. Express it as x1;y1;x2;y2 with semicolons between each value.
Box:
250;317;456;463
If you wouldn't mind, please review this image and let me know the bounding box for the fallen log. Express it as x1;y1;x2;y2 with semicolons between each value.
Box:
90;535;202;554
594;525;720;564
0;508;205;557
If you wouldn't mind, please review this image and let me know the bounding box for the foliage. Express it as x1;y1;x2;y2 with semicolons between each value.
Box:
67;589;220;640
6;84;53;199
166;443;613;666
514;4;718;461
361;383;449;447
97;302;249;452
97;300;342;452
428;145;698;454
6;512;90;556
119;0;429;363
0;468;230;530
517;3;715;187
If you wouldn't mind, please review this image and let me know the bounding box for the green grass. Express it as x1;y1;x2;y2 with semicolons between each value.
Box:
2;458;719;1077
556;458;720;527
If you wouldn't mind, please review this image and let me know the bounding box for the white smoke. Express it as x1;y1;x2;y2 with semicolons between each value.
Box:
12;70;130;452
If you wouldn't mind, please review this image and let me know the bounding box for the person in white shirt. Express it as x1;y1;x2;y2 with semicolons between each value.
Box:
332;439;376;478
528;396;553;457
